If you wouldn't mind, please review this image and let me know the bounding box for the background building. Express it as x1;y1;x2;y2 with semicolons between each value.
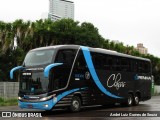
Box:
49;0;74;21
136;43;148;55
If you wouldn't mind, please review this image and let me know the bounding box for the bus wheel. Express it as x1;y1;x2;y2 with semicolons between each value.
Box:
69;96;81;112
133;94;140;106
126;94;133;107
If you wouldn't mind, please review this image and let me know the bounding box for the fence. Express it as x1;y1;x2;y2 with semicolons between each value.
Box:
154;85;160;95
0;82;19;99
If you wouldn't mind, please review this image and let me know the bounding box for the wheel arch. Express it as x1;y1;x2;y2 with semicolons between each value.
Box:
73;92;83;105
128;91;134;97
135;91;141;101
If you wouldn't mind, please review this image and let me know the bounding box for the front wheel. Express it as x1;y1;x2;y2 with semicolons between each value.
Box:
69;96;81;112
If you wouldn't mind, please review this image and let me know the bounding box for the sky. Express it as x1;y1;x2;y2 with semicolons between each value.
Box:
0;0;160;57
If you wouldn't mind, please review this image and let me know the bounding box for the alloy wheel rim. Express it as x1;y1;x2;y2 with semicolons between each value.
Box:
73;100;79;110
135;96;139;104
128;96;132;105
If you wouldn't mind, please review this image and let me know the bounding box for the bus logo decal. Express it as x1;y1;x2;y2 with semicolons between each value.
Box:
107;73;126;90
134;74;152;80
85;72;90;80
75;74;84;80
134;74;139;80
81;46;123;99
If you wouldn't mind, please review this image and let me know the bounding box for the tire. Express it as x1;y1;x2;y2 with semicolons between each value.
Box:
133;94;140;106
126;94;134;107
69;96;81;112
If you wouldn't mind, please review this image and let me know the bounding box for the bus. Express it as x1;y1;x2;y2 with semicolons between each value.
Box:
10;45;152;112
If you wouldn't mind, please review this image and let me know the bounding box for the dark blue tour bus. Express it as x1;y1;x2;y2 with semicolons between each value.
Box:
10;45;152;112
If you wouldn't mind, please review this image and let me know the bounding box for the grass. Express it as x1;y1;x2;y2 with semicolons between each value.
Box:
0;97;18;106
153;92;160;96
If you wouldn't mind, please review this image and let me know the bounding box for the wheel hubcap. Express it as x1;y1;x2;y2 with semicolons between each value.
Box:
73;100;79;110
128;97;132;105
135;96;139;104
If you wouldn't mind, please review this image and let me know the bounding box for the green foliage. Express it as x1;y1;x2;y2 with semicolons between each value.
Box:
0;98;17;106
0;18;160;84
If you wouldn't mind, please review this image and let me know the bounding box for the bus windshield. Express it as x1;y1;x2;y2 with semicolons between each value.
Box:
20;72;49;94
24;49;55;66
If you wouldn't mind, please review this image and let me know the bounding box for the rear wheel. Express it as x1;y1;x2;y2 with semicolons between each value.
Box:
127;94;133;107
122;94;133;107
69;96;81;112
133;94;140;106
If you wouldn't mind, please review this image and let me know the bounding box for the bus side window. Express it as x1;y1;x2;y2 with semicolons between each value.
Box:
121;58;131;72
115;57;121;71
112;57;116;71
121;58;127;71
75;51;86;69
55;49;76;66
56;52;64;63
144;62;150;73
92;53;105;70
133;61;138;72
138;61;144;73
105;56;113;71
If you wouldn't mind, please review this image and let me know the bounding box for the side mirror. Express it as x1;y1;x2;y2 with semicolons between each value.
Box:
10;66;23;79
44;63;63;78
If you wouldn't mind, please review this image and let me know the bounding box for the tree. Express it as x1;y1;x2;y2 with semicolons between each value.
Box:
52;18;80;44
75;22;104;47
0;18;160;84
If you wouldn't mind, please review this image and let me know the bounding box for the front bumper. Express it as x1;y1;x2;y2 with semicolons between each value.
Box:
18;99;54;110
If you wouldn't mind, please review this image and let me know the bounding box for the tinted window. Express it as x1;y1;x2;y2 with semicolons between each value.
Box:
92;53;106;70
144;61;151;73
105;56;113;70
115;57;121;71
90;51;151;74
121;58;131;72
132;60;151;74
75;50;86;69
132;60;138;72
49;49;77;91
24;49;54;66
55;49;76;66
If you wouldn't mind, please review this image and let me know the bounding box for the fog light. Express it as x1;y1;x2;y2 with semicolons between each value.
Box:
43;104;49;108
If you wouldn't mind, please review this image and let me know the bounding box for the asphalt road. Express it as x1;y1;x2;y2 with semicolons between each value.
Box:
0;96;160;120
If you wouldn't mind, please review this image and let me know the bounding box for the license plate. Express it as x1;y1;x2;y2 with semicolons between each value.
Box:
27;104;33;108
22;72;32;76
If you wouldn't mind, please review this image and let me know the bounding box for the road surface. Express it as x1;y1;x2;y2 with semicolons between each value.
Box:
0;96;160;120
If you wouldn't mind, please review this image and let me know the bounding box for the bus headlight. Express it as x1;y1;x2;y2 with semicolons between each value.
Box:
40;94;56;101
18;97;22;100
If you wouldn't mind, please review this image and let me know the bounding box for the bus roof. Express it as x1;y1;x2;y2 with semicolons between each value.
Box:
30;45;150;62
89;47;150;62
30;45;80;51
